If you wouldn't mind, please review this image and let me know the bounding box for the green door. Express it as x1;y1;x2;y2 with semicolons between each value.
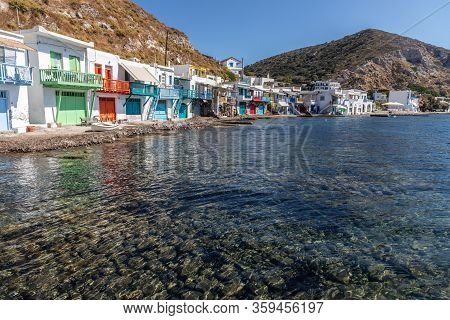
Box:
69;56;81;72
56;91;86;125
50;51;62;69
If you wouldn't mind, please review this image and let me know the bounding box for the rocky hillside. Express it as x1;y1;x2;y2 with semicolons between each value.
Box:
246;29;450;95
0;0;228;76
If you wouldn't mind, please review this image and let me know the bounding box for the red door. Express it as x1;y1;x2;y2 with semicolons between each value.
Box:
250;104;256;115
99;97;116;122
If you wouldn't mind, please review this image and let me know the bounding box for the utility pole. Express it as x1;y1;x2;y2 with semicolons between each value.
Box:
164;30;170;67
16;8;20;27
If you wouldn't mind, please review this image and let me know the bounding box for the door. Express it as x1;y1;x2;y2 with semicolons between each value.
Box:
179;103;188;119
105;66;112;80
249;104;256;115
69;56;81;72
56;91;86;125
99;97;116;122
239;103;246;115
0;92;8;131
257;104;265;115
154;100;167;121
50;51;62;69
126;98;141;116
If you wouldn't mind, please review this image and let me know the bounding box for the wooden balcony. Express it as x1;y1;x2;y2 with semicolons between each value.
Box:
100;79;130;94
40;69;102;89
0;64;33;85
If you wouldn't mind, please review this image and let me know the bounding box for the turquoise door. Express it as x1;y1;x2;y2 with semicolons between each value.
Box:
0;95;8;131
179;103;188;119
239;103;246;115
257;104;265;115
126;99;141;115
154;100;168;121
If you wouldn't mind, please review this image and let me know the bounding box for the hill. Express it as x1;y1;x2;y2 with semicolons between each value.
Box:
245;29;450;95
0;0;228;77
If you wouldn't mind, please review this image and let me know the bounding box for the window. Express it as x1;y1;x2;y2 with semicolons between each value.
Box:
69;56;80;72
0;47;17;65
320;96;325;101
50;51;62;69
95;64;103;76
229;62;234;68
169;75;173;85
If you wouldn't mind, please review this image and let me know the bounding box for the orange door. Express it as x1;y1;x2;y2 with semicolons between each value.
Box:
104;67;113;92
99;97;116;122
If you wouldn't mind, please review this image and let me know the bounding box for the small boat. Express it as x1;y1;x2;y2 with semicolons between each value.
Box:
91;122;120;132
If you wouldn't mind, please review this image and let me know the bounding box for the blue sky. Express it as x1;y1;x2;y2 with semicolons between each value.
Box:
135;0;450;64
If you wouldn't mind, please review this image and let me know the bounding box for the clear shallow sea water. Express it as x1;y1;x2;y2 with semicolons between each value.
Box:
0;116;449;299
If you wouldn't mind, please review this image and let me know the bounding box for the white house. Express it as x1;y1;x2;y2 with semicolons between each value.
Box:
344;89;374;115
19;26;102;126
312;80;341;92
389;90;419;112
373;91;388;102
87;49;131;122
148;64;185;120
0;29;33;132
174;65;217;117
119;58;159;121
220;57;243;76
308;81;342;114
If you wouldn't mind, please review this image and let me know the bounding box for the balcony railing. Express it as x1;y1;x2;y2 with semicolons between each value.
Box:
181;90;213;100
200;91;213;100
130;82;158;96
100;79;130;94
159;88;182;99
0;64;33;85
40;69;102;88
182;90;199;99
253;96;262;102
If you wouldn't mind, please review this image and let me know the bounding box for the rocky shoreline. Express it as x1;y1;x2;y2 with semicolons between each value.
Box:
0;118;253;154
